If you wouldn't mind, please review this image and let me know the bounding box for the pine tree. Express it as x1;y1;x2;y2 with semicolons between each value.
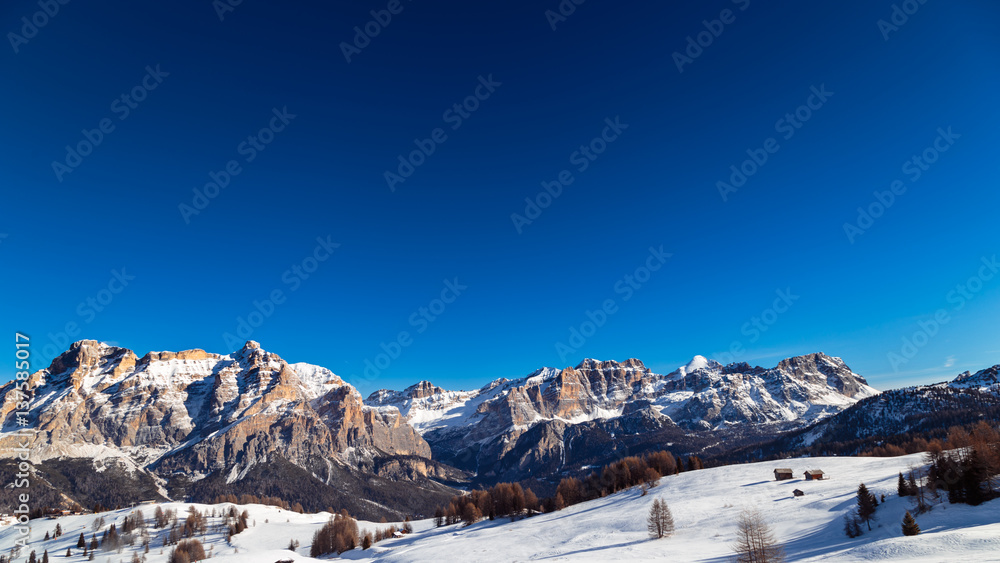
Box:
843;513;862;538
27;551;36;563
41;550;48;563
78;532;86;548
898;472;909;496
856;483;877;531
646;499;675;539
901;511;920;536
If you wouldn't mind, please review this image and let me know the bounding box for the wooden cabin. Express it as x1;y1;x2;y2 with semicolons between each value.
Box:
804;469;825;481
774;468;794;481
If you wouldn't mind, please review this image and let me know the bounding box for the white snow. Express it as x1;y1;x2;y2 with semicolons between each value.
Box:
682;354;713;374
2;453;996;562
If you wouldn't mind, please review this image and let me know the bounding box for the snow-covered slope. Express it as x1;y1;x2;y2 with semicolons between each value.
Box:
3;453;996;562
775;364;1000;453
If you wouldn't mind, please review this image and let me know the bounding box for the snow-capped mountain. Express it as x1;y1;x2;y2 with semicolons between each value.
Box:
0;340;456;518
366;352;877;480
764;364;1000;456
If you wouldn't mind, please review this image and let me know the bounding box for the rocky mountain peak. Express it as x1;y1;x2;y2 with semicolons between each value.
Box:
405;380;444;399
573;358;647;372
2;340;432;482
952;365;999;388
772;352;872;398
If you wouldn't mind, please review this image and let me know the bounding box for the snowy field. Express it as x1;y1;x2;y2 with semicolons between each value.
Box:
1;453;997;562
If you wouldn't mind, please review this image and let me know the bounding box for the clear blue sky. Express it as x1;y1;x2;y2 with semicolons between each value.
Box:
2;0;998;395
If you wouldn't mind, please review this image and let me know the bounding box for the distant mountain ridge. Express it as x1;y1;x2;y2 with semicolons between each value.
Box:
365;352;878;481
5;339;994;513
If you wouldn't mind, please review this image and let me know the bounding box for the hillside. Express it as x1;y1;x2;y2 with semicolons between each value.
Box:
0;453;996;562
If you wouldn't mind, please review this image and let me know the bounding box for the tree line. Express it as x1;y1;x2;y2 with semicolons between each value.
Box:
433;450;704;526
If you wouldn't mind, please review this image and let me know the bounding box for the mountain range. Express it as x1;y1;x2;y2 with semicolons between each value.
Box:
1;340;996;517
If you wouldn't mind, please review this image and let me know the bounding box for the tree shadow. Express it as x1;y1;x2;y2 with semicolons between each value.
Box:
535;538;651;560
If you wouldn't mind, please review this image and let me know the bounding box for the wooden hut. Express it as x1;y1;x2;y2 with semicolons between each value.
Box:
804;469;825;481
774;468;794;480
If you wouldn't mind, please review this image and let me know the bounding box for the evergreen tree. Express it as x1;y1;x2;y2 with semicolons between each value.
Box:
77;532;86;548
898;472;909;496
27;551;36;563
843;512;863;538
41;550;48;563
856;483;877;531
901;511;920;536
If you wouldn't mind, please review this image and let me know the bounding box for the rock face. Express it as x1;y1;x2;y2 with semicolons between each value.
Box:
0;340;430;484
367;353;878;481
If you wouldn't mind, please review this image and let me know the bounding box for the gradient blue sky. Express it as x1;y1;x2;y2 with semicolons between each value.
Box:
2;1;999;395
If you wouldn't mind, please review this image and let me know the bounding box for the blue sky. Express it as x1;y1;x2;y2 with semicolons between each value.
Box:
2;0;998;395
